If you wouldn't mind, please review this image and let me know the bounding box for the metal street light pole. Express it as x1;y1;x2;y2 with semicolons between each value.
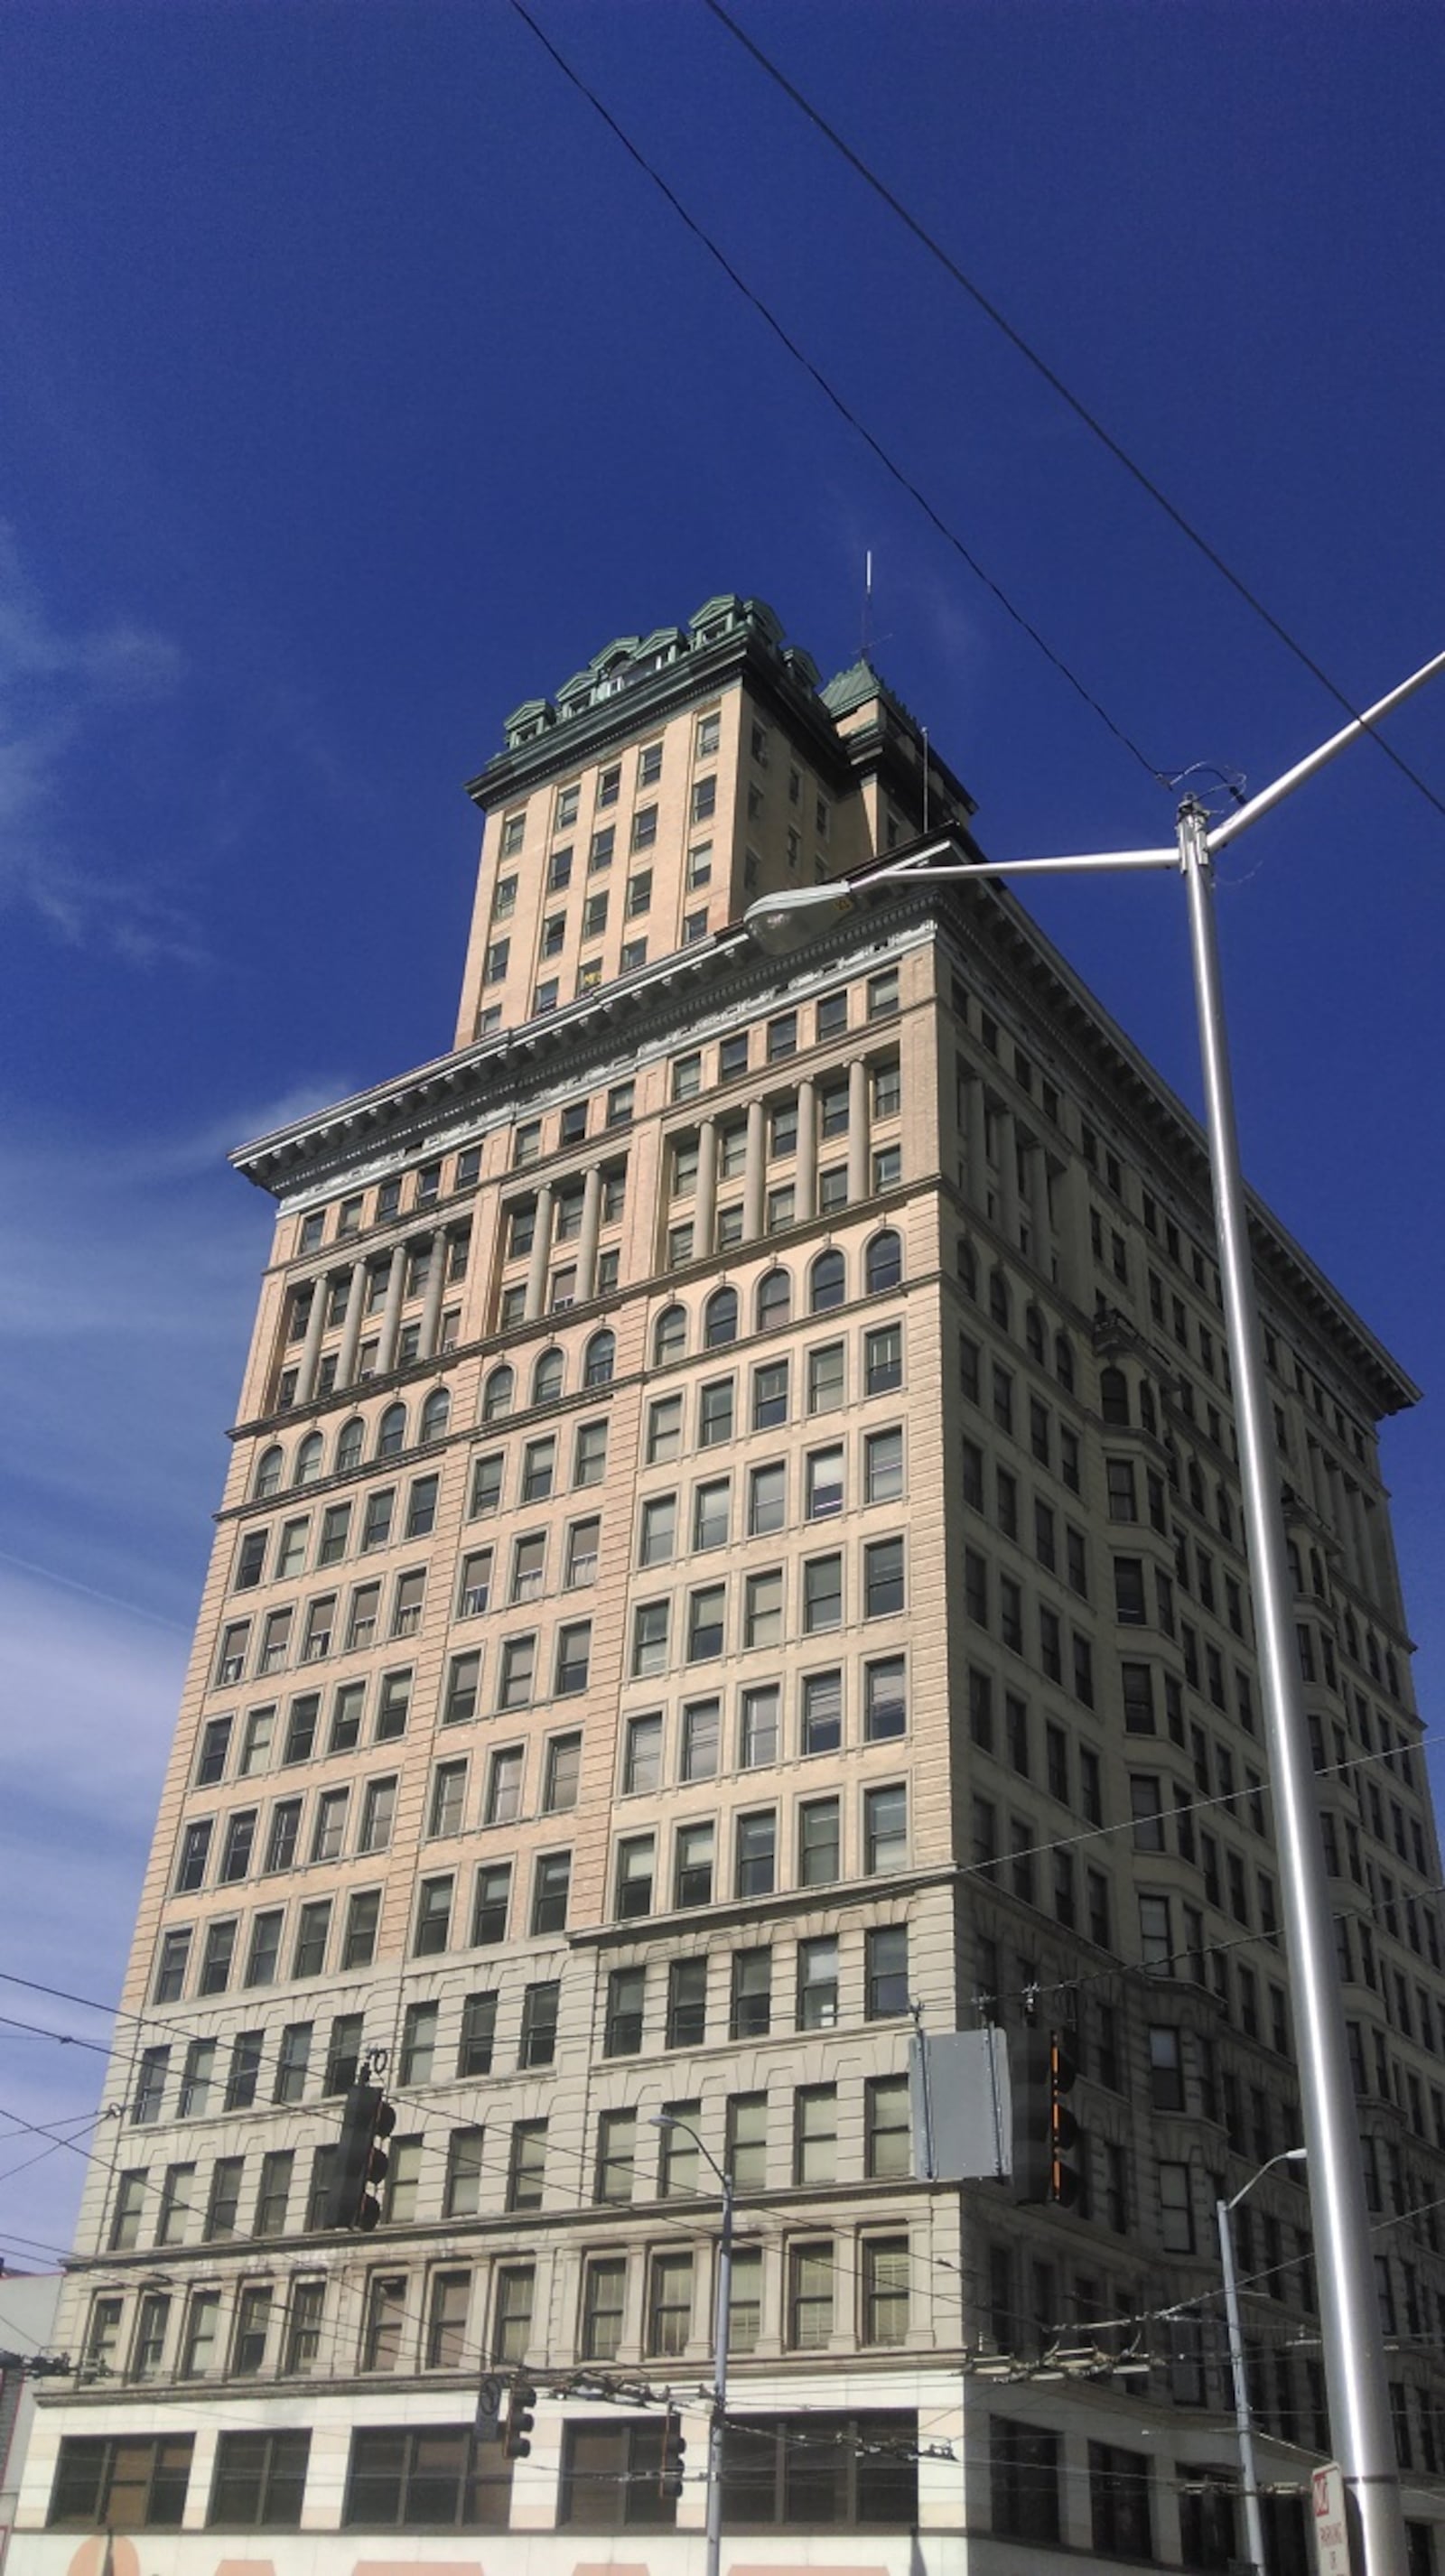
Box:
1217;2146;1309;2575
744;642;1445;2576
652;2114;734;2576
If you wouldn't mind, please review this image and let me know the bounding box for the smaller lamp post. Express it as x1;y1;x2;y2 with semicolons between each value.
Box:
651;2112;734;2576
1217;2144;1309;2573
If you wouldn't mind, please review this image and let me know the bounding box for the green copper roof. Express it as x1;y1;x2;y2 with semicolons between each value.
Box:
821;656;918;730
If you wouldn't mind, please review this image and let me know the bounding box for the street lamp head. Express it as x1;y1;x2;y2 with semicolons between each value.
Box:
741;880;856;949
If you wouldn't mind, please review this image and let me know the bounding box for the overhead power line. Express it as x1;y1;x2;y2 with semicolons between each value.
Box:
701;0;1445;830
505;0;1165;786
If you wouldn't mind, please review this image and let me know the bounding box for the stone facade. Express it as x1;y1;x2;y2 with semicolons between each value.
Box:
20;602;1444;2576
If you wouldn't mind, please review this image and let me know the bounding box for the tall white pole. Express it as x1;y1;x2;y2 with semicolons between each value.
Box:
705;2175;734;2576
1179;799;1405;2576
1217;2191;1268;2576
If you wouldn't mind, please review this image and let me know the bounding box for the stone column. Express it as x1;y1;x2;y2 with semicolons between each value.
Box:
524;1185;555;1324
695;1121;718;1260
995;1105;1020;1245
575;1169;603;1302
418;1233;448;1360
293;1273;330;1405
964;1074;988;1210
742;1101;766;1242
846;1058;869;1204
1025;1141;1053;1277
796;1079;816;1223
374;1249;408;1376
334;1260;368;1388
1052;1154;1092;1305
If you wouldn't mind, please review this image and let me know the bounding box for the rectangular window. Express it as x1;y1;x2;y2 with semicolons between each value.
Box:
866;1924;910;2018
862;2237;909;2346
741;1683;779;1768
803;1554;843;1632
594;2106;638;2205
507;2121;547;2212
49;2434;198;2533
795;2084;838;2184
798;1936;839;2031
865;1782;909;1874
471;1862;511;1945
798;1795;840;1886
731;1949;772;2039
735;1808;777;1897
788;2242;834;2348
681;1697;721;1780
801;1667;843;1754
647;2251;694;2356
865;2073;911;2178
519;1980;560;2067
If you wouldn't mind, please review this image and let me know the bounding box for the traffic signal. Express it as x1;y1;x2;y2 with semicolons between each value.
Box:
325;2079;396;2230
504;2381;537;2460
658;2405;686;2500
1010;2028;1080;2206
1048;2031;1081;2208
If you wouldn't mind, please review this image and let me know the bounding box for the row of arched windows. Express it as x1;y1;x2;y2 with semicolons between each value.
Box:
480;1329;617;1425
253;1386;456;1495
959;1240;1075;1393
650;1232;904;1367
256;1229;908;1493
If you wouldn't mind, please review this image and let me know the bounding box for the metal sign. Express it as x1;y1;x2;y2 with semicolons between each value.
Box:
1313;2464;1352;2576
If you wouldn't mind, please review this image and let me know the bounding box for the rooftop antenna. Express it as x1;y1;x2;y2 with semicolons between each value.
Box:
861;548;873;662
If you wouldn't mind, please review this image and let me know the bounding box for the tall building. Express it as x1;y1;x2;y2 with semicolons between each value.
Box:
21;595;1445;2576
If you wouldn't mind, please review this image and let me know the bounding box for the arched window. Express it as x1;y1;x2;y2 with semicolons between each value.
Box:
1139;1381;1158;1436
755;1269;791;1333
1287;1539;1303;1591
481;1364;514;1423
1055;1332;1075;1394
1188;1459;1206;1513
957;1239;977;1299
704;1287;738;1349
988;1267;1011;1331
653;1305;687;1368
584;1329;616;1389
865;1230;903;1296
254;1444;284;1499
377;1403;407;1459
532;1347;564;1409
1025;1305;1046;1364
335;1418;364;1475
810;1249;846;1313
1217;1484;1234;1543
1344;1608;1359;1660
293;1431;323;1486
1100;1366;1130;1427
420;1387;452;1444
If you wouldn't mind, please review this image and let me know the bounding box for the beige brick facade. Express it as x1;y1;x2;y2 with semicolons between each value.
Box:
23;600;1445;2576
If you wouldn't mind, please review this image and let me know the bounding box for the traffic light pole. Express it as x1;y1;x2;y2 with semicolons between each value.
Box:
705;2168;734;2576
654;2112;732;2576
744;640;1445;2576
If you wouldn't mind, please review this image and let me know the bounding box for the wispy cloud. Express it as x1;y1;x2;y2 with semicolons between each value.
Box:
0;1095;353;2258
0;520;199;959
0;1564;186;2260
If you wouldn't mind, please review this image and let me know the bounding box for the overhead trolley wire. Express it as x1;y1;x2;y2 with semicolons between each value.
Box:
701;0;1445;829
504;0;1166;787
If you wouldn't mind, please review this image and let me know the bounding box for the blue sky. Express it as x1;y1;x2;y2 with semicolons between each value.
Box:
1;0;1441;2273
